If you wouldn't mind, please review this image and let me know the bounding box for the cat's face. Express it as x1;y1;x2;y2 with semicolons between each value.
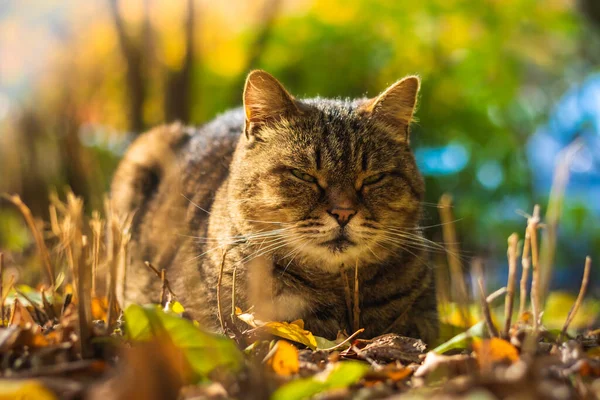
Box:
228;71;424;272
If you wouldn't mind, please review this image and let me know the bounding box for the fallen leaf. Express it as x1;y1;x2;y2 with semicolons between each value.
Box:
351;333;427;364
124;304;243;380
91;297;108;321
432;320;486;354
0;380;57;400
271;361;369;400
265;340;300;376
9;299;36;328
256;321;318;350
473;338;519;365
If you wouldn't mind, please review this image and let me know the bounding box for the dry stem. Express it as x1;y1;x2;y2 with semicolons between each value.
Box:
558;256;592;342
353;261;361;332
438;194;470;327
504;233;519;338
2;194;55;290
0;253;3;326
486;287;507;304
340;266;353;332
519;229;531;317
90;211;104;297
473;258;498;337
217;250;227;333
540;140;582;303
231;266;238;323
528;205;541;333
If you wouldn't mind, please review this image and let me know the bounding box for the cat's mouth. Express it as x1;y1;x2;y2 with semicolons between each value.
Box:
320;234;355;252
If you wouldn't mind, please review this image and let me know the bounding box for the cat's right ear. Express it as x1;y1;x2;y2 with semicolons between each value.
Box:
243;70;300;142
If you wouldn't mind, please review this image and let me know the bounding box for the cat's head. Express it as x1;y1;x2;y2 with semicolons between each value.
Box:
228;70;424;272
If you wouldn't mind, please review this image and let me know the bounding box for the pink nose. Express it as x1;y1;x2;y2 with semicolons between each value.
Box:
328;208;357;227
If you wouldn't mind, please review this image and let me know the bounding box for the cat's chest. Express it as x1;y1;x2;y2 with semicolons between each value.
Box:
245;255;312;321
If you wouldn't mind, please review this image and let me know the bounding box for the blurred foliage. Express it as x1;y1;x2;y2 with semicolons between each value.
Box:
0;0;597;290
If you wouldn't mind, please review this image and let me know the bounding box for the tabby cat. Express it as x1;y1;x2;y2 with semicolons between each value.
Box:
111;70;439;344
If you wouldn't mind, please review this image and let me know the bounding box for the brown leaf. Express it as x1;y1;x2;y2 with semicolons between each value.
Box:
9;298;36;328
351;334;427;364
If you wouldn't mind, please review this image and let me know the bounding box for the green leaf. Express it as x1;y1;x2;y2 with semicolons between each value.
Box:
124;304;243;379
271;361;368;400
314;335;338;350
432;321;486;354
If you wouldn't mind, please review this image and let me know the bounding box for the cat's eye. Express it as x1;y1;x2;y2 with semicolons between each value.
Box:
291;169;318;183
362;173;386;186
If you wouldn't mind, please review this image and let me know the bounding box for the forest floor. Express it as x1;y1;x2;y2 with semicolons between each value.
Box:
0;192;599;400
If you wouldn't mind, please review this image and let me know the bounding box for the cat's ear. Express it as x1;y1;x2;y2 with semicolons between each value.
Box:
361;76;420;141
243;70;300;140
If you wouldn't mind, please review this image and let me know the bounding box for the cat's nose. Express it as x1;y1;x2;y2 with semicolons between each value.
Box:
327;208;357;227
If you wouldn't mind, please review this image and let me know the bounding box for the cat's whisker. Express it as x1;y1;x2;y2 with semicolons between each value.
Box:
182;193;291;226
238;236;306;266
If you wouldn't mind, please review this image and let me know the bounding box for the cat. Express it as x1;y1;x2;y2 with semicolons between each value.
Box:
111;70;439;344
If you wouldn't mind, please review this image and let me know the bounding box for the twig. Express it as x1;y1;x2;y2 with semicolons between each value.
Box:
529;205;541;334
558;257;592;343
504;233;519;338
90;211;104;298
217;250;227;333
1;274;15;314
519;229;531;317
539;140;583;303
1;194;55;290
473;259;498;338
159;269;169;307
144;261;175;306
438;194;470;327
340;265;353;332
106;218;121;328
353;261;361;332
486;287;507;304
0;253;4;326
351;345;382;371
320;328;365;352
231;266;238;323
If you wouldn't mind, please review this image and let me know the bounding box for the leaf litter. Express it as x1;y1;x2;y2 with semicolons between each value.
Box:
0;189;598;399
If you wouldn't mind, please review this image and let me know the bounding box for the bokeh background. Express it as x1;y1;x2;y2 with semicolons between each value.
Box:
1;0;599;295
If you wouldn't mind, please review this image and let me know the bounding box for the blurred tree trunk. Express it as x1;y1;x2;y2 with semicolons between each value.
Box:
164;0;195;123
229;0;281;105
108;0;149;133
579;0;600;29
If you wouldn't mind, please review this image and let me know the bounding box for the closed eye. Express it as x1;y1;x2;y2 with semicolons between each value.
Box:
290;169;318;183
362;173;386;186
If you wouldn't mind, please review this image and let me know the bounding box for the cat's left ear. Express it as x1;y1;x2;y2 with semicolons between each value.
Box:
243;70;301;142
360;76;420;141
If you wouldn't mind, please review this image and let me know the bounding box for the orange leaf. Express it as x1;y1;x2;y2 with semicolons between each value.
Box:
266;340;299;376
91;297;108;321
473;338;519;365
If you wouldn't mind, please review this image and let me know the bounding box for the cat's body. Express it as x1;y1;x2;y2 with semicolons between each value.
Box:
112;71;439;343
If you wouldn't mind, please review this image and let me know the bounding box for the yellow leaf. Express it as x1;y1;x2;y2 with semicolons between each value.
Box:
260;321;318;350
266;340;299;376
171;301;185;314
473;338;519;365
290;319;304;329
0;380;57;400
